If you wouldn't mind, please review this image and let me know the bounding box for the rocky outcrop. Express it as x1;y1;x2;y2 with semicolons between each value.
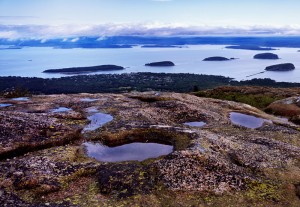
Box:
145;61;175;66
43;65;125;74
266;96;300;124
265;63;295;71
203;56;233;61
0;92;299;206
254;53;279;59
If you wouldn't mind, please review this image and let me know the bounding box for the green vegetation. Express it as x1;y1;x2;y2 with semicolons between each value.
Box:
195;91;281;109
43;65;124;74
1;73;299;96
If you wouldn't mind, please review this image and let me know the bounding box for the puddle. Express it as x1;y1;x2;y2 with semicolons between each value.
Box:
83;141;173;162
0;103;12;108
50;107;72;113
184;121;206;127
230;112;268;129
277;116;289;122
80;98;99;102
11;97;29;101
83;112;113;132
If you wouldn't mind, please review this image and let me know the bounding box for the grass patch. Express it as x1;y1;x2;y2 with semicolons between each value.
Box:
195;91;280;109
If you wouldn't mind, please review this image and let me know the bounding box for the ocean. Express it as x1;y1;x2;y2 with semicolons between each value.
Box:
1;45;299;82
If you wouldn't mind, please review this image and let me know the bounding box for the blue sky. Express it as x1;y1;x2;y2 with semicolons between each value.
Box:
1;0;300;38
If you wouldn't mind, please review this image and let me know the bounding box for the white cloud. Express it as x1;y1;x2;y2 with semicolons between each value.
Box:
70;37;80;42
1;23;300;39
96;36;107;41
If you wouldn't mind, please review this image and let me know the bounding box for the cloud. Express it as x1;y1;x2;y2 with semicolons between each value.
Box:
1;23;300;39
70;37;80;42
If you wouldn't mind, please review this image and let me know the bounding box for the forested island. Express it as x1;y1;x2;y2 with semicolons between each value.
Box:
145;61;175;66
1;73;300;95
265;63;295;71
254;53;279;59
43;65;125;74
203;56;233;61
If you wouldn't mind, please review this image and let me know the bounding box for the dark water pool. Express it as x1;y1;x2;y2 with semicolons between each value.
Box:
51;107;72;113
184;121;206;127
80;98;99;102
83;141;173;162
11;97;29;101
83;112;113;131
0;103;12;108
230;112;267;129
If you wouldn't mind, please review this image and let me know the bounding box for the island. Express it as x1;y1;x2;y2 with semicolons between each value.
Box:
43;65;125;74
226;45;276;51
145;61;175;66
203;56;233;61
0;46;22;50
254;53;279;59
265;63;295;71
57;45;133;49
141;45;182;48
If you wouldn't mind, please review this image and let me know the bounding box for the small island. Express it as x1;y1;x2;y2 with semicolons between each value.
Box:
265;63;295;71
226;45;276;51
43;65;125;74
0;46;22;50
254;53;279;59
145;61;175;66
203;56;233;61
141;45;182;48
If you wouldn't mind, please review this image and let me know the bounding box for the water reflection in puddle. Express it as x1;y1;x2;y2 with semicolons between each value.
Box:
230;112;268;129
84;142;173;162
184;121;206;127
80;98;99;102
83;112;113;132
0;103;12;108
11;97;29;101
51;107;72;113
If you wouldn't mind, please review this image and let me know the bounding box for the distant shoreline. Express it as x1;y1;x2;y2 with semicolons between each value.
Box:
2;36;300;49
1;72;299;95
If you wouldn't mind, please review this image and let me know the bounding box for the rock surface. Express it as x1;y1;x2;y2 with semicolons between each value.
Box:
145;61;175;66
254;53;279;59
265;63;295;71
0;92;300;206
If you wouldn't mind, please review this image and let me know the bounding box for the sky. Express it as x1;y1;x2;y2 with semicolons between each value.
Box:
1;0;300;38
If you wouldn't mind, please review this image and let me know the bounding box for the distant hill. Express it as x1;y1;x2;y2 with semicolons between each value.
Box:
2;36;300;48
226;45;276;50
